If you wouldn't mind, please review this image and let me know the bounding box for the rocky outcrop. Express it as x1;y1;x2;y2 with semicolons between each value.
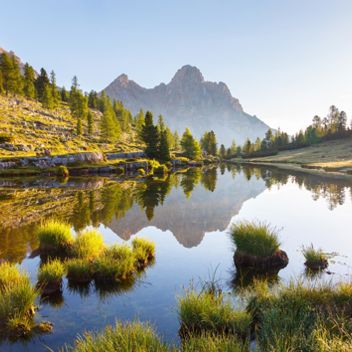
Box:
103;65;270;145
0;152;104;169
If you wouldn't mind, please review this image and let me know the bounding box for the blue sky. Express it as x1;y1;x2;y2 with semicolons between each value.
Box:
1;0;352;133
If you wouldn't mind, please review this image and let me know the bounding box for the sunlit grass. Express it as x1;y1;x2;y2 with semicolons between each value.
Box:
230;220;280;257
37;220;73;252
66;259;93;284
65;321;169;352
303;244;328;267
178;289;251;337
38;259;65;284
132;237;155;267
71;229;105;259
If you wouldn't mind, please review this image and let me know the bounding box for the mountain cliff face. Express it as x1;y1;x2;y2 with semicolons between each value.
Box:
103;65;270;145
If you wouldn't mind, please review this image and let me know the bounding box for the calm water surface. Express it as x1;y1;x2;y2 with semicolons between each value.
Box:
0;165;351;351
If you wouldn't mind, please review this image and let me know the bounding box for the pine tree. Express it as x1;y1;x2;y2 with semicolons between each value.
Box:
141;111;159;158
173;131;180;150
35;68;50;101
23;63;36;98
41;84;54;109
180;128;201;160
200;130;217;155
158;129;171;161
87;111;94;135
0;52;22;95
60;87;69;102
88;90;98;109
0;70;4;94
135;109;145;136
219;144;226;159
50;70;60;107
100;98;121;142
76;117;82;135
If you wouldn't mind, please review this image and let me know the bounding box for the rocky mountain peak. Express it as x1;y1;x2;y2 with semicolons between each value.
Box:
170;65;204;85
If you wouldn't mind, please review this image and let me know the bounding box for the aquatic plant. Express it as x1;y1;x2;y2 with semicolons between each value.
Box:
37;220;73;253
302;244;329;270
132;237;155;267
0;262;37;337
178;289;251;337
230;220;280;257
37;259;65;295
66;321;169;352
71;229;105;259
66;258;93;284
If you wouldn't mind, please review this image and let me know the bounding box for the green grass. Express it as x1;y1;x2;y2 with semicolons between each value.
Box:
65;321;169;352
38;259;65;284
302;244;328;266
66;259;93;283
37;220;73;253
0;262;37;336
132;237;155;267
247;280;352;352
181;334;247;352
71;229;105;259
230;220;280;257
178;289;251;337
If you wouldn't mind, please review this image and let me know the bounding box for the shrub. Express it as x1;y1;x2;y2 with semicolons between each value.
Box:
132;237;155;267
0;263;37;335
71;229;105;259
37;220;73;253
66;321;168;352
230;220;280;257
178;289;251;337
66;259;93;284
38;259;65;284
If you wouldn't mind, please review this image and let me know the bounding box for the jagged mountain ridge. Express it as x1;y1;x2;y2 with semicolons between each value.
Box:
103;65;270;145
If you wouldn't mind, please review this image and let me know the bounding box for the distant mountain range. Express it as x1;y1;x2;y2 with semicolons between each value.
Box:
103;65;270;145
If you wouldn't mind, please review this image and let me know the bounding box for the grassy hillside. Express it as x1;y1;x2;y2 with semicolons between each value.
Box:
0;95;142;158
249;138;352;173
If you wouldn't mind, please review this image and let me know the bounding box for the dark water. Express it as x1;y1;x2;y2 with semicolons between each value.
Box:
0;165;351;351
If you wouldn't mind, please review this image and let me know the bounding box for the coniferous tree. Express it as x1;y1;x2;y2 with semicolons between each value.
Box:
87;111;94;135
135;109;145;136
35;68;50;101
41;84;54;109
0;70;4;94
23;63;36;98
88;90;98;109
60;87;69;102
76;117;82;135
50;70;60;107
159;129;171;161
219;144;226;159
10;53;23;95
0;52;22;95
173;130;180;150
141;111;159;158
180;128;201;160
100;97;121;142
200;130;217;155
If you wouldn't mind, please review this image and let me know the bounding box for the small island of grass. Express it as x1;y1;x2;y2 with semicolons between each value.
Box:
302;244;329;271
230;220;288;271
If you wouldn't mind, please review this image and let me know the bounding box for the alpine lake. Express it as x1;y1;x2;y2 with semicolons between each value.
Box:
0;164;351;351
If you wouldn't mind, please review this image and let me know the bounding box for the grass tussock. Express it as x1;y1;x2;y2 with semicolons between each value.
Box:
66;321;169;352
38;259;65;284
178;289;251;338
66;259;93;284
230;220;280;257
303;244;328;267
0;262;37;337
132;237;155;267
37;220;73;253
71;229;105;259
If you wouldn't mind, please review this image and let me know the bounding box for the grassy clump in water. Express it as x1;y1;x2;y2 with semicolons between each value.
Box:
247;280;352;351
302;244;328;268
38;259;65;285
66;321;169;352
230;220;280;257
66;259;93;284
178;289;251;338
0;262;37;337
71;229;105;260
132;237;155;267
37;220;73;253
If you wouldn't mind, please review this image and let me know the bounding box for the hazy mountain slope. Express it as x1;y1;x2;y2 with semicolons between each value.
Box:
103;65;270;145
